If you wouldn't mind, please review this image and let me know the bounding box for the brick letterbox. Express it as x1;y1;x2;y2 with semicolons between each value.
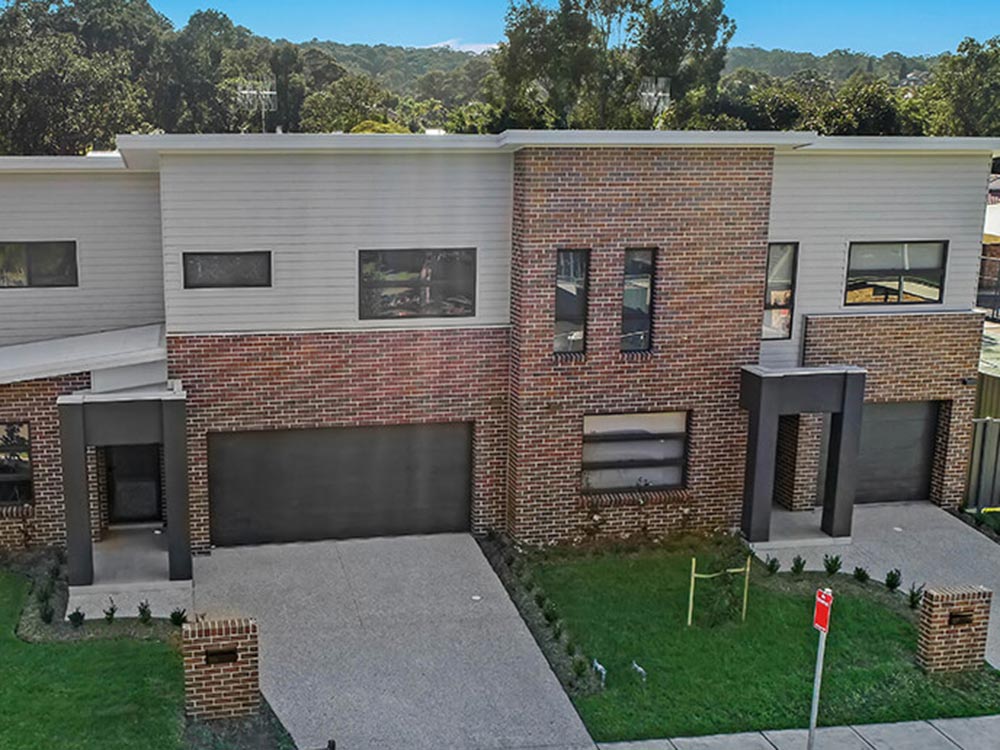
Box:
917;585;992;673
182;618;261;719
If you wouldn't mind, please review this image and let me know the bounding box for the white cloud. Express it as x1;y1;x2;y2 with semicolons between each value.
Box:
425;38;497;54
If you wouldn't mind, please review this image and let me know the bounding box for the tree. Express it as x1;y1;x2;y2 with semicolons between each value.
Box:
300;74;390;132
815;75;910;135
350;119;408;133
926;36;1000;136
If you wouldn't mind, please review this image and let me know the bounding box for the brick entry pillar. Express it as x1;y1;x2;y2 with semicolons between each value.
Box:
182;618;261;719
917;586;992;672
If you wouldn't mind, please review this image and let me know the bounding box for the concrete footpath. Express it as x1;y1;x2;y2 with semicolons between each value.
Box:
599;714;1000;750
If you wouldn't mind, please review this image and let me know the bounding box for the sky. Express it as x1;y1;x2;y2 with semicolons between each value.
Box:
151;0;997;57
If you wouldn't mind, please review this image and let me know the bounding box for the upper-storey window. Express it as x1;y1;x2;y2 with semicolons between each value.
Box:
622;249;654;352
0;423;31;505
555;249;589;353
846;241;946;305
183;252;272;289
359;248;476;319
762;243;797;340
0;242;77;288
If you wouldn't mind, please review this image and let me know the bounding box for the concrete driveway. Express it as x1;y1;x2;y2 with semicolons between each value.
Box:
193;534;595;750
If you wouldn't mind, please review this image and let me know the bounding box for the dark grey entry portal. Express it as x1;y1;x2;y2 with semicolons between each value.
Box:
856;401;938;504
208;422;473;546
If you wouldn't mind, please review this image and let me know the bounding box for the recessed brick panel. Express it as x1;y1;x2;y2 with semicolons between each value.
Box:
182;617;261;719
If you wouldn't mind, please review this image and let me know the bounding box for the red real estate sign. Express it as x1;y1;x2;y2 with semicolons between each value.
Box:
813;588;833;633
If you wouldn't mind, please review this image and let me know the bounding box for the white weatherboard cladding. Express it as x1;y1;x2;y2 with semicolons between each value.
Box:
0;173;164;346
762;152;991;368
160;152;513;333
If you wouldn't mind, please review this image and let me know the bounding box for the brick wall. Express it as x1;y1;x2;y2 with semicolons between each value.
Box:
86;446;110;542
507;147;773;544
774;413;824;511
0;373;89;550
917;585;992;672
802;312;982;509
167;329;510;551
182;618;260;719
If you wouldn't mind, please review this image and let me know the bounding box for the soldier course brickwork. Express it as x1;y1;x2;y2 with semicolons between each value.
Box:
182;618;261;719
917;585;992;672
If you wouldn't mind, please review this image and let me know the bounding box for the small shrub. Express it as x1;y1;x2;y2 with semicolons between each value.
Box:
34;578;54;605
137;599;152;624
551;619;563;639
823;554;842;576
511;558;526;577
542;601;558;624
503;551;515;568
852;566;870;584
764;555;781;575
170;608;188;627
791;555;806;576
908;583;925;610
534;590;546;609
103;597;117;624
885;568;902;592
39;601;55;624
68;607;85;628
565;640;577;657
572;656;588;678
48;561;61;580
522;576;535;592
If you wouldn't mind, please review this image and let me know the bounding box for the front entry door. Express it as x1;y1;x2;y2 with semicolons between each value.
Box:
106;444;162;524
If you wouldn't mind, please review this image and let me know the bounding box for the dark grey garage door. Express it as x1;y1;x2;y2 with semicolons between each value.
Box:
209;422;472;546
855;401;938;504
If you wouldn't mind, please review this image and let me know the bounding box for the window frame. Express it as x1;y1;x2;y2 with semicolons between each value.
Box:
581;411;689;495
0;421;32;506
844;240;948;307
357;247;477;320
555;248;590;354
621;247;656;353
182;251;273;290
761;242;798;341
0;241;79;289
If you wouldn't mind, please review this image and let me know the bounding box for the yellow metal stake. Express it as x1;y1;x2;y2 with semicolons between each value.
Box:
742;554;751;622
687;557;697;627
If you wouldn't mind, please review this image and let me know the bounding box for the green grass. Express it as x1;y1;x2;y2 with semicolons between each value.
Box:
0;571;185;750
534;540;1000;742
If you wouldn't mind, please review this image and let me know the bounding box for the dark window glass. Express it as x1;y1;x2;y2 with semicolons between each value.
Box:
582;412;688;493
0;242;77;288
555;249;588;353
0;423;31;505
846;241;946;305
183;252;272;289
622;249;654;352
359;248;476;319
762;243;797;340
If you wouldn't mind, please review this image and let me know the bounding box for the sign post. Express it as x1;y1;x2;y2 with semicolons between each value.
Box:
807;588;833;750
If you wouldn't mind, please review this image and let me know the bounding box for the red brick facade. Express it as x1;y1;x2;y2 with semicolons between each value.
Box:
917;585;992;672
182;617;261;718
507;147;773;543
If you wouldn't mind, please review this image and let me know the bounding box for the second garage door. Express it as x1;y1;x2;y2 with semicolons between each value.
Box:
208;422;472;546
855;401;938;504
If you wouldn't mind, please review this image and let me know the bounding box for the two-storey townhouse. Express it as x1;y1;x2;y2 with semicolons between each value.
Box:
0;131;992;588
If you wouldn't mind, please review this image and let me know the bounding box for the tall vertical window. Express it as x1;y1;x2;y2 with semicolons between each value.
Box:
621;249;654;352
762;243;797;340
0;242;77;287
555;249;589;353
846;241;946;305
0;423;31;505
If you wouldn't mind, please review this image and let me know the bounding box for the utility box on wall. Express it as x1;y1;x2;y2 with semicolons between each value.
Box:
917;585;992;672
182;617;261;719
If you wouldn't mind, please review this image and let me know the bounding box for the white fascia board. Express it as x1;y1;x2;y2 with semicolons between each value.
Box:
498;129;817;149
0;153;128;173
801;135;1000;155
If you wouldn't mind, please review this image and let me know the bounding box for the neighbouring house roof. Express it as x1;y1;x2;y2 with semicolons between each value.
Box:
0;324;165;385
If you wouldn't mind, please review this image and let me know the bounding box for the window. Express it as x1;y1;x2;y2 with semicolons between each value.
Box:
183;252;272;289
622;249;654;351
582;412;688;493
0;242;77;287
555;249;589;353
0;423;31;505
762;243;797;340
846;241;946;305
359;248;475;319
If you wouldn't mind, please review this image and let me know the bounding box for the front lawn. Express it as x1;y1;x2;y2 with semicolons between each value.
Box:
530;537;1000;742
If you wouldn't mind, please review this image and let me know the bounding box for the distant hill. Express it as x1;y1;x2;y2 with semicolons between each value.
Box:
724;46;943;83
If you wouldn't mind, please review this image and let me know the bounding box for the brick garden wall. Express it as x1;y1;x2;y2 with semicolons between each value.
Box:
182;618;261;719
507;147;773;544
167;329;510;552
802;312;982;509
0;373;89;550
917;585;992;672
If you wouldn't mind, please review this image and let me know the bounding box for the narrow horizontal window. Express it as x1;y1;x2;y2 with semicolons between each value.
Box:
0;242;77;288
359;248;476;319
183;252;272;289
846;241;946;305
762;242;797;340
555;249;589;353
0;423;32;505
622;249;654;352
582;412;688;494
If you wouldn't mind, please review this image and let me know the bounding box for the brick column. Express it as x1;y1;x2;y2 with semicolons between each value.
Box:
917;585;992;672
774;413;824;510
182;618;261;719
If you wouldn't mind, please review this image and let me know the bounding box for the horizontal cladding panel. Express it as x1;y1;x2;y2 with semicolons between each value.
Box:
161;152;513;332
761;152;989;368
0;173;164;346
